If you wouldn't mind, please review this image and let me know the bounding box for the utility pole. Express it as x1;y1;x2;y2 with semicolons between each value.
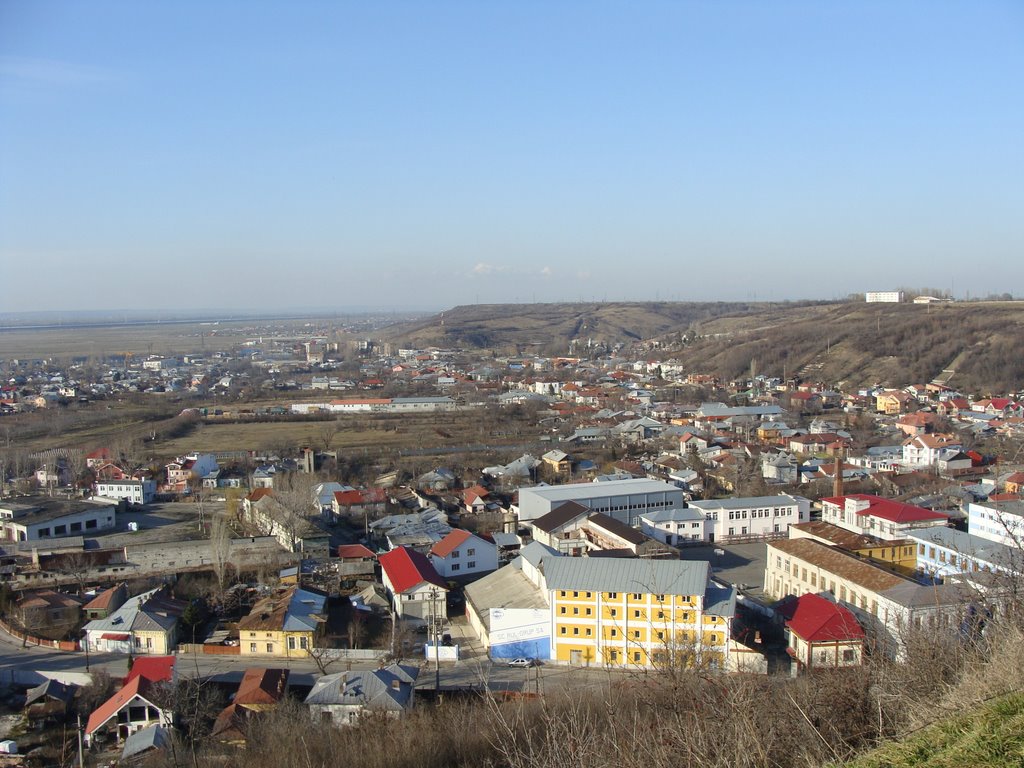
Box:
77;714;85;768
430;587;441;693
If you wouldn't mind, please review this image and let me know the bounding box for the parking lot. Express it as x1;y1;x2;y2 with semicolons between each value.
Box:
678;541;769;599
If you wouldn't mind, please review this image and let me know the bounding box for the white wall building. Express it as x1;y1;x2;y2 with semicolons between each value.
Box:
0;498;117;542
429;530;498;580
688;495;810;543
820;494;949;541
515;478;686;526
967;501;1024;548
95;479;157;506
865;291;904;303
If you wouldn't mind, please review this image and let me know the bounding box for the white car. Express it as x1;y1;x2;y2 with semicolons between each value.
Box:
506;657;540;668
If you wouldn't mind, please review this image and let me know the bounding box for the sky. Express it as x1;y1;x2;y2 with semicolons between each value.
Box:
1;1;1022;313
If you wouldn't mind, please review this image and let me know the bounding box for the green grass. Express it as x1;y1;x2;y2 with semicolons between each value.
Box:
843;692;1024;768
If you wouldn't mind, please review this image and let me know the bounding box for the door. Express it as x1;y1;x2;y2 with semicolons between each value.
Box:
569;650;582;665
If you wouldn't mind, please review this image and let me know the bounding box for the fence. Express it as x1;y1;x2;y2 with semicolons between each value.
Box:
0;618;79;651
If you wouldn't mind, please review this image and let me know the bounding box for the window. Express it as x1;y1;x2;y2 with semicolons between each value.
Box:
266;643;273;653
451;564;460;572
38;528;51;537
300;636;308;649
86;519;97;529
573;627;579;635
560;627;567;635
467;548;475;556
633;651;641;663
573;591;579;598
573;607;579;615
633;630;641;638
250;643;257;652
609;609;617;617
560;607;567;615
467;561;476;569
631;593;642;600
249;632;256;638
54;525;67;535
842;649;855;662
634;610;641;618
585;628;592;636
655;594;665;602
609;650;618;661
607;592;618;599
585;608;592;616
610;628;618;637
288;637;296;650
71;522;82;532
452;550;459;558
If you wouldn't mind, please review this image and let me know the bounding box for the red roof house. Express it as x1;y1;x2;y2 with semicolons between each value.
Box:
378;547;447;618
780;593;865;670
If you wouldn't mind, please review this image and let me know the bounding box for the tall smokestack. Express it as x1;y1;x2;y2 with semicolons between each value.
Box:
833;453;844;498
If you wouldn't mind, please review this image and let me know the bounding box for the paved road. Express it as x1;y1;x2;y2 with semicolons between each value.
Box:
1;623;631;696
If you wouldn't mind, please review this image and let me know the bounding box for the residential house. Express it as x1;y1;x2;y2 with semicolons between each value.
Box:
429;529;498;580
212;668;290;743
378;546;448;621
24;679;78;726
12;589;83;637
243;493;331;557
901;433;962;468
331;488;387;522
780;593;865;671
164;453;218;491
541;450;572;476
84;674;173;747
876;391;914;415
237;587;327;658
462;485;491;514
83;587;185;655
304;664;419;726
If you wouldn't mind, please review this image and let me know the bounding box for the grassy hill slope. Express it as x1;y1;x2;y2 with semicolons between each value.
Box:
842;692;1024;768
383;300;1024;393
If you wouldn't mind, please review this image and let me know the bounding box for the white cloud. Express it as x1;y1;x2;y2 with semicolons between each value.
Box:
470;262;509;276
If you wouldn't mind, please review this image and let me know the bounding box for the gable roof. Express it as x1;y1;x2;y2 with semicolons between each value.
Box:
85;675;162;735
531;500;591;534
234;668;290;707
337;543;376;559
429;528;475;558
378;547;447;593
83;583;127;612
781;593;865;643
303;664;419;711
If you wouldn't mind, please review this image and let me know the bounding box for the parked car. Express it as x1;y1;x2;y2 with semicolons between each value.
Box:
506;657;540;668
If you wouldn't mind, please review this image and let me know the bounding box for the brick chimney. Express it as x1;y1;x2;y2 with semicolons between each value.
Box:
833;454;844;498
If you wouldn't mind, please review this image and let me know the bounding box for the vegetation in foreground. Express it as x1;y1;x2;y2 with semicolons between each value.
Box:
131;623;1024;768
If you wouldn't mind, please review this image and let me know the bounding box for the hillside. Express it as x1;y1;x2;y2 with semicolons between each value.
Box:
380;301;815;354
664;301;1024;394
382;300;1024;394
842;691;1024;768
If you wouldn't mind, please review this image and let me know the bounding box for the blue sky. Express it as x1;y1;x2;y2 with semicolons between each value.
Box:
1;1;1022;312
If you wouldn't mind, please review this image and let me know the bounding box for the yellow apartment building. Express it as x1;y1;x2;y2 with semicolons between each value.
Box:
543;558;734;669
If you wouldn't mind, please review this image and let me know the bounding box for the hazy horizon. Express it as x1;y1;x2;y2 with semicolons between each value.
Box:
2;2;1022;313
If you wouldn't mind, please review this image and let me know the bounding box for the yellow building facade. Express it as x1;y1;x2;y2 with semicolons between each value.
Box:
543;559;733;669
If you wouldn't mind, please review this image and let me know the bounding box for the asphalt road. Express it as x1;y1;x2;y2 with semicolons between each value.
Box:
1;624;631;696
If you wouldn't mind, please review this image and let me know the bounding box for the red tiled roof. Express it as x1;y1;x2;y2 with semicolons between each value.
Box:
821;494;948;524
463;485;489;504
83;583;124;612
234;668;289;706
246;488;274;502
333;488;386;506
781;593;865;644
336;544;375;560
100;633;130;641
126;656;175;685
430;529;473;558
379;547;447;594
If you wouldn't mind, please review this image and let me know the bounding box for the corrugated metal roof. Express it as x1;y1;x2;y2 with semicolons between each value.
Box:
543;557;708;597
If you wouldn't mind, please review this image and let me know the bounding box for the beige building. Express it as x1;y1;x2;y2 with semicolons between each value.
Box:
765;538;971;658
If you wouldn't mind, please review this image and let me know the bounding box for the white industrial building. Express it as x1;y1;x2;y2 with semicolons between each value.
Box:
0;498;117;542
515;478;686;526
